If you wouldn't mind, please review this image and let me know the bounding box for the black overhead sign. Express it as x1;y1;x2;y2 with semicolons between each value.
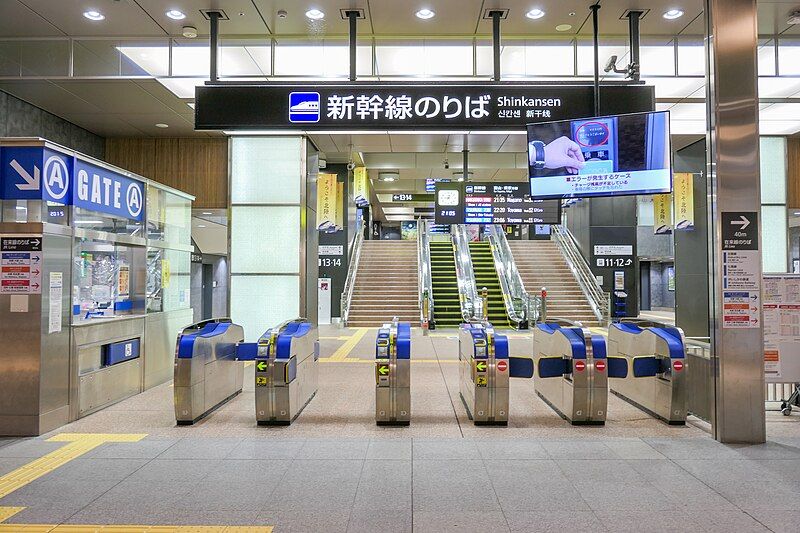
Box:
195;83;655;131
722;212;758;251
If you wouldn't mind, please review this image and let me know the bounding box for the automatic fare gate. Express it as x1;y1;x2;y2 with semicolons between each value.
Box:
533;322;609;425
254;319;319;425
606;322;687;424
174;318;318;426
459;322;509;425
375;320;411;425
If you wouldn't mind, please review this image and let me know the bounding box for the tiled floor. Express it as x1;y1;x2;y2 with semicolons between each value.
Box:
1;325;799;532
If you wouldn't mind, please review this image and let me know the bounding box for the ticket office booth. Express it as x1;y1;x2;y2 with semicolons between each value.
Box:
0;138;193;436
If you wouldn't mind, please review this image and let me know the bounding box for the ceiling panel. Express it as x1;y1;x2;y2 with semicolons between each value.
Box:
0;1;66;37
369;0;484;35
0;80;103;115
59;113;147;137
52;80;176;115
757;1;800;36
117;112;196;135
389;134;448;152
19;0;166;37
136;0;270;37
252;0;371;36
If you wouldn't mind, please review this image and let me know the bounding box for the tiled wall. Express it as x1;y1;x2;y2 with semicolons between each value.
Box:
0;90;104;158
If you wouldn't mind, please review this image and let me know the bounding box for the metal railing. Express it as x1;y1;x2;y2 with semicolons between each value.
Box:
340;218;365;327
418;218;435;327
551;224;610;325
452;224;482;322
485;225;533;328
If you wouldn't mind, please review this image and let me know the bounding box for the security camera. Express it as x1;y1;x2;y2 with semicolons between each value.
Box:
604;55;618;73
443;159;449;170
347;161;356;171
604;55;633;76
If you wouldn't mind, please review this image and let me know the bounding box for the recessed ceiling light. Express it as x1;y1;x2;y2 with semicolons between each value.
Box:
526;8;545;20
305;8;324;20
415;8;435;20
166;9;186;20
197;224;207;228
83;10;105;21
202;211;213;215
556;24;572;31
663;9;684;20
155;123;169;128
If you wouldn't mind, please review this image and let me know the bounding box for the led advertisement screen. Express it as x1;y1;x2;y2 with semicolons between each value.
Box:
527;111;671;199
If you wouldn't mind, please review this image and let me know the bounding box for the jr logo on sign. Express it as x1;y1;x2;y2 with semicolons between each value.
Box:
289;92;321;123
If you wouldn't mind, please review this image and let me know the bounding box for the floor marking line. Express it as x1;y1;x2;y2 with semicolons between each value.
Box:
0;523;273;532
329;328;369;361
0;434;146;500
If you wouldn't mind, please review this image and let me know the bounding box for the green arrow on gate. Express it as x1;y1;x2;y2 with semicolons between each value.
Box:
475;361;487;372
256;361;268;372
378;364;389;375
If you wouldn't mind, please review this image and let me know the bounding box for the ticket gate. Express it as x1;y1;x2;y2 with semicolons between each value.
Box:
375;321;411;426
606;322;687;424
459;322;509;425
254;318;319;425
533;322;608;425
174;319;245;424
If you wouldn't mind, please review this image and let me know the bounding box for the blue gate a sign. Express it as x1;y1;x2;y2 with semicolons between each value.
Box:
1;147;72;204
73;158;144;221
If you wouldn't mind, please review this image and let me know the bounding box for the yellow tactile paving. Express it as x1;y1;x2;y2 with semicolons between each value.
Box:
327;327;369;361
0;434;146;500
0;508;24;523
0;517;275;532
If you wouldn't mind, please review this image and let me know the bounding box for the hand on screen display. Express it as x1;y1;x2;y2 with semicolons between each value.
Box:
543;136;586;174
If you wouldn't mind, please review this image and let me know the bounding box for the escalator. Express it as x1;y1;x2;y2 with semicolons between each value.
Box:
468;241;511;328
429;241;462;327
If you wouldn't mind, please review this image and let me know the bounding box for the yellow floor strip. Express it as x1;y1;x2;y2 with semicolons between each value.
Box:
328;328;369;361
0;523;272;532
0;434;146;500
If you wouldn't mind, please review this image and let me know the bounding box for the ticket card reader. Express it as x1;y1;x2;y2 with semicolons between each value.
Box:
606;322;687;424
572;117;618;175
254;318;319;426
533;323;608;425
459;322;509;425
375;320;411;426
174;319;245;424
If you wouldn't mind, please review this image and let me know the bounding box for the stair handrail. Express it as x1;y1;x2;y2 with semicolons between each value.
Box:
452;224;482;322
417;218;435;327
340;218;365;327
551;224;609;325
485;225;531;328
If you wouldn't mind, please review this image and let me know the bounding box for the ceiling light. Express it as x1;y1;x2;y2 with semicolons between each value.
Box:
197;224;207;228
663;9;684;20
83;10;105;21
305;9;324;20
155;123;169;128
556;24;572;31
202;211;213;215
166;9;186;20
415;8;435;19
526;9;545;20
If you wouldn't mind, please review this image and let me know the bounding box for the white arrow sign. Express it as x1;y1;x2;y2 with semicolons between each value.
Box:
10;159;40;191
731;215;750;230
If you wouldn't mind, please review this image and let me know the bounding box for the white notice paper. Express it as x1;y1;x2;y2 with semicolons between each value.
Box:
48;272;63;333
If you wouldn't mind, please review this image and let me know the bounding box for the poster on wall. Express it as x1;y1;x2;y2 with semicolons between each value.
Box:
316;173;340;232
763;274;800;382
667;266;675;291
653;194;673;234
353;167;370;207
673;172;695;230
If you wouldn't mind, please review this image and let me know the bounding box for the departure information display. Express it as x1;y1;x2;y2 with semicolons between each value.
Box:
463;182;561;225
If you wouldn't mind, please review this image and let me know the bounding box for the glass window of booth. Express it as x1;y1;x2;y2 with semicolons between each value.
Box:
146;247;190;313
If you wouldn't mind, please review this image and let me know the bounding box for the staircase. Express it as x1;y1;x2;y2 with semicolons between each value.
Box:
429;241;462;327
468;241;511;328
508;240;600;327
347;241;419;327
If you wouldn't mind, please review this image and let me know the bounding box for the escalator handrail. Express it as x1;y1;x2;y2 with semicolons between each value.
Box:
418;218;435;326
340;218;365;326
485;225;536;327
452;224;482;322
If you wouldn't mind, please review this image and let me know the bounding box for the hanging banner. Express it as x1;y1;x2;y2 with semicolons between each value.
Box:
317;173;339;232
336;181;344;230
673;173;695;230
353;167;369;207
653;193;673;234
